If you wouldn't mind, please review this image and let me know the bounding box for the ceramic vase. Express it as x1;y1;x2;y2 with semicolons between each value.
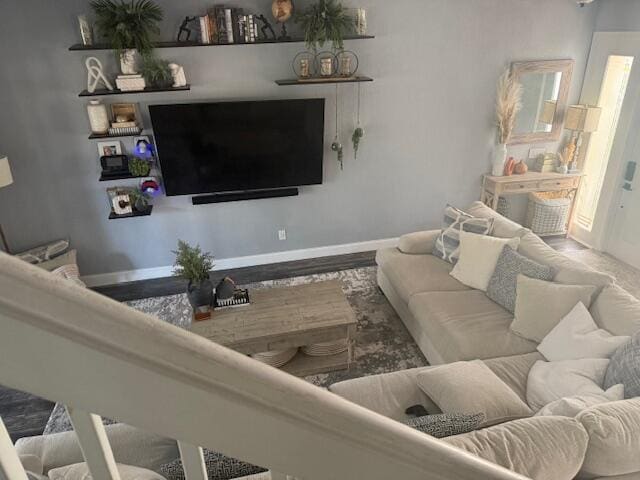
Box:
492;143;507;176
187;279;214;309
87;99;109;134
514;160;529;175
119;49;138;75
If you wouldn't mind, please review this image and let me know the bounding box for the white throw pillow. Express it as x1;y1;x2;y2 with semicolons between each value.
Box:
450;232;520;291
526;358;610;412
538;302;630;361
534;384;625;417
49;463;166;480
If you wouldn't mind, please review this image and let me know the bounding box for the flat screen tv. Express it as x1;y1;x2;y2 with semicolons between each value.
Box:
149;99;325;196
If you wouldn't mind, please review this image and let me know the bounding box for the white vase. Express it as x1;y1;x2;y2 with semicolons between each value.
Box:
119;49;138;75
87;99;109;134
491;143;507;176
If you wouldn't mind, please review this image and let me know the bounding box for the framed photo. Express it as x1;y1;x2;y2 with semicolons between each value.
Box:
97;141;122;157
111;103;139;124
77;15;94;46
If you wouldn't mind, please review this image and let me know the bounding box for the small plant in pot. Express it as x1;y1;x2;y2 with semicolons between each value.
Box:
141;56;173;88
90;0;163;74
172;240;214;310
295;0;355;52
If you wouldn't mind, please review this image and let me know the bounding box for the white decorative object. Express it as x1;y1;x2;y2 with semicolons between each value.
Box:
491;143;507;176
78;15;94;46
355;8;367;35
115;75;146;92
119;49;138;75
85;57;113;93
168;63;187;87
86;100;110;135
112;194;133;216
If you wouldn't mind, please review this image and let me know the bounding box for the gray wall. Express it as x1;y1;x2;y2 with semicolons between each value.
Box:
595;0;640;31
0;0;598;276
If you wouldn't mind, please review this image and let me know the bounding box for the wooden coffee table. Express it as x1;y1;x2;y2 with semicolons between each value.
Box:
190;280;357;376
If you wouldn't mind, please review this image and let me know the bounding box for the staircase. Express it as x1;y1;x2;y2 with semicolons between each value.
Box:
0;252;526;480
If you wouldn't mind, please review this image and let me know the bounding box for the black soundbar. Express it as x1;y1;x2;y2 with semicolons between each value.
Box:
192;187;299;205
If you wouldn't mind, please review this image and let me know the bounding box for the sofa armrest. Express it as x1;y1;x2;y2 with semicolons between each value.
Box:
328;367;439;421
398;230;440;255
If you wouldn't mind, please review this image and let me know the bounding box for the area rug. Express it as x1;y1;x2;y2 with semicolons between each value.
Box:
44;266;427;434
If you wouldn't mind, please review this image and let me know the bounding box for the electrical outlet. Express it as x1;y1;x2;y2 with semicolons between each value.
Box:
278;229;287;241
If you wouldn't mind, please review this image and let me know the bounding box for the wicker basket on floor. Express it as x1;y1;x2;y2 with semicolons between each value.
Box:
525;191;571;236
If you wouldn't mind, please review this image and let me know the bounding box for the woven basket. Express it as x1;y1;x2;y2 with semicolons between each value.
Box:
496;197;511;219
525;191;571;236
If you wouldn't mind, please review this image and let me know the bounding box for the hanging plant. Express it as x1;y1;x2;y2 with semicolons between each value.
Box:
352;82;364;159
295;0;355;52
332;83;344;169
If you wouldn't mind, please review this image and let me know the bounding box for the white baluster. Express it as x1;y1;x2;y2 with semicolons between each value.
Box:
177;442;207;480
0;416;28;480
66;408;121;480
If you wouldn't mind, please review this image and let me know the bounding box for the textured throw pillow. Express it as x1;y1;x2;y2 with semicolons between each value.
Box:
534;385;624;417
486;246;554;313
405;413;485;438
604;333;640;399
416;360;532;427
49;463;165;480
432;205;494;264
526;358;611;412
449;232;520;291
37;250;78;272
160;449;266;480
511;276;598;342
538;302;630;361
15;239;69;265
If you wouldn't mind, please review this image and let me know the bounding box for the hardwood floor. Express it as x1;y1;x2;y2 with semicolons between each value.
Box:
0;237;583;442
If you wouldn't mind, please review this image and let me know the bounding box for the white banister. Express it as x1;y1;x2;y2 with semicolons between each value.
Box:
66;408;121;480
0;253;527;480
0;417;28;480
177;443;207;480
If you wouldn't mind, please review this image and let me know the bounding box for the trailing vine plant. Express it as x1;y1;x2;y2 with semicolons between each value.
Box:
295;0;355;52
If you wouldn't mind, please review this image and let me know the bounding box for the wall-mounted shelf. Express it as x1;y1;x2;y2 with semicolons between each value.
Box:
69;35;374;51
109;206;153;220
99;173;148;182
80;85;190;97
275;76;374;86
89;131;143;140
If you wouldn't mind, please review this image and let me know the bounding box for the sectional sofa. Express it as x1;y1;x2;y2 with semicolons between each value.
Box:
329;201;640;480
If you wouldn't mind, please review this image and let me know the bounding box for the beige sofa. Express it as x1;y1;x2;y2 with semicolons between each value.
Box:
330;202;640;480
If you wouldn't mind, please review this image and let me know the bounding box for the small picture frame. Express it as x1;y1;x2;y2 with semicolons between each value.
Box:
97;141;122;157
111;103;139;124
78;15;94;46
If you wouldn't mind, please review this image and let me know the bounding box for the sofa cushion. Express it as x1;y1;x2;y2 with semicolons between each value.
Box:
376;248;469;303
49;463;166;480
416;360;532;427
408;290;537;362
604;333;640;399
576;398;640;478
534;385;624;418
465;201;530;238
484;352;545;403
591;285;640;336
398;230;440;255
432;205;494;263
444;416;589;480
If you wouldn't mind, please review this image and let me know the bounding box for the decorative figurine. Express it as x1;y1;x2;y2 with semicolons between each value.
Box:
86;57;114;93
272;0;294;40
177;16;199;42
255;14;277;41
168;63;187;87
215;277;236;301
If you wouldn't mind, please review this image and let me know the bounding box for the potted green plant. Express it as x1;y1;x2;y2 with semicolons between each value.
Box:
90;0;164;74
172;240;214;309
295;0;354;52
140;56;173;88
129;189;151;212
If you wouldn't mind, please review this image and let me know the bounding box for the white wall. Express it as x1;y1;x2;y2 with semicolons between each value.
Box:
0;0;598;276
596;0;640;31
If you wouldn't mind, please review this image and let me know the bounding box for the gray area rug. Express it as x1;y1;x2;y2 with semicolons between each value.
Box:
45;266;427;434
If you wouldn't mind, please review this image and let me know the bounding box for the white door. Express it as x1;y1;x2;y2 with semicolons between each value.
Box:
573;33;640;269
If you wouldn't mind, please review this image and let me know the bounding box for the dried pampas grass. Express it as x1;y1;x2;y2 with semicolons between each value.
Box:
496;69;523;144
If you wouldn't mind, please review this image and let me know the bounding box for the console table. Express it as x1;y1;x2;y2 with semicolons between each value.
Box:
480;172;585;236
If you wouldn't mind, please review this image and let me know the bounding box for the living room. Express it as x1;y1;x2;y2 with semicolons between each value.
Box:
0;0;639;479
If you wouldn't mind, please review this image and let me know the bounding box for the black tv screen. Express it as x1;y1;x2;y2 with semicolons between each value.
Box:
149;99;325;196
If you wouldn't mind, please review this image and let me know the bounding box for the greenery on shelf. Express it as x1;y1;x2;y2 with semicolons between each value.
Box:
129;189;151;211
90;0;163;58
141;55;173;88
295;0;354;52
172;240;214;285
128;157;151;177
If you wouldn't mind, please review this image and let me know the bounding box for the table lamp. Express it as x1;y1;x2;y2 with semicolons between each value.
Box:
0;156;14;253
564;105;602;172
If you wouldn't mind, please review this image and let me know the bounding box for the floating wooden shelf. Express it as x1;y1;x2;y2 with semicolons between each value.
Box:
89;131;143;140
79;85;190;97
275;75;374;86
99;173;147;182
109;206;153;220
69;35;374;51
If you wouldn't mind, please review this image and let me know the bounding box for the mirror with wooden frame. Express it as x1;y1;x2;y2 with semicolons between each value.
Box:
508;59;574;145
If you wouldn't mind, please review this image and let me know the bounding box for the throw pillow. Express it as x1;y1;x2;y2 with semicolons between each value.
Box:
449;232;520;291
590;285;640;336
416;360;532;427
432;205;494;264
604;333;640;398
159;449;266;480
538;302;630;361
49;463;165;480
405;412;485;438
534;385;624;417
37;250;78;272
486;246;554;313
526;358;611;412
511;276;598;342
15;239;69;265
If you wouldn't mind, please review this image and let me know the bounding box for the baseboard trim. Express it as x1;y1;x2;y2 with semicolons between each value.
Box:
82;237;399;287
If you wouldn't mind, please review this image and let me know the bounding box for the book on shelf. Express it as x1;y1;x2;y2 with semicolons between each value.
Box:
110;121;137;129
214;5;227;44
206;7;219;43
224;8;234;43
108;126;142;136
199;15;210;44
232;8;243;44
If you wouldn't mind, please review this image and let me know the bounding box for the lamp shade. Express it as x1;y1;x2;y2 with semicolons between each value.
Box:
0;156;13;188
565;105;602;133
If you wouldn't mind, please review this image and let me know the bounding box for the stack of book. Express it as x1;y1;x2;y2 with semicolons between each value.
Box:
534;153;558;173
198;6;260;44
115;74;146;92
